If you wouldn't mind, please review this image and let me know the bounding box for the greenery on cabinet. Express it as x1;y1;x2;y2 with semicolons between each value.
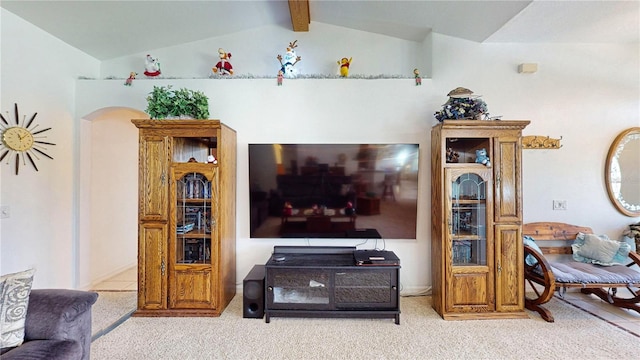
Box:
145;85;210;119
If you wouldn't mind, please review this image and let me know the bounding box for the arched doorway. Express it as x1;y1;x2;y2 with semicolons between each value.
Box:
78;107;146;289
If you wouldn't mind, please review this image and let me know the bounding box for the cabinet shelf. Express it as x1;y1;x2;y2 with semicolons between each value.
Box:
178;198;212;203
445;163;491;168
176;260;211;265
177;230;211;238
451;234;483;240
452;199;486;205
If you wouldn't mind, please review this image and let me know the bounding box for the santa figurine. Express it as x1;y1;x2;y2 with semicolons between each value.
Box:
143;54;161;77
213;48;233;75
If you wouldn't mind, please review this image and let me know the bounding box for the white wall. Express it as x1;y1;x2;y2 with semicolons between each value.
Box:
0;9;100;287
2;11;638;293
100;23;428;79
75;77;433;292
430;35;640;232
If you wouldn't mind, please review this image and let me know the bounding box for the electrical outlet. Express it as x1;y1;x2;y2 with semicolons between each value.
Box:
553;200;567;210
0;206;9;219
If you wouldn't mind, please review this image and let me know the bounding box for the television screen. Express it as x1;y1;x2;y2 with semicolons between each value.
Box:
249;144;419;239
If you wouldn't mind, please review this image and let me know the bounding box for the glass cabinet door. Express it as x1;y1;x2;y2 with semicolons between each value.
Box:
174;170;216;265
447;169;492;266
267;269;331;310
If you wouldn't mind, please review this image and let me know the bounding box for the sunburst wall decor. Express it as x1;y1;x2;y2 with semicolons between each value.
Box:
1;103;55;175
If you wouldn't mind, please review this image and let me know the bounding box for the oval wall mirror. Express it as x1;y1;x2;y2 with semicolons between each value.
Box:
605;127;640;217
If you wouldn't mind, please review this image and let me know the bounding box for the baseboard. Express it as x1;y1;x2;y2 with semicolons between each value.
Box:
82;264;136;291
400;285;432;297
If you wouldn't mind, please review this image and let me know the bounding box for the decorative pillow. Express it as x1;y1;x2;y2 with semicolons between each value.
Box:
621;235;637;253
523;235;543;266
572;233;631;266
0;269;35;349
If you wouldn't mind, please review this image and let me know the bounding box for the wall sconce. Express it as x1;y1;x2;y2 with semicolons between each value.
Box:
518;63;538;73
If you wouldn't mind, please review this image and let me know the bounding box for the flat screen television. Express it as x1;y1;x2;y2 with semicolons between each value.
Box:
249;144;419;239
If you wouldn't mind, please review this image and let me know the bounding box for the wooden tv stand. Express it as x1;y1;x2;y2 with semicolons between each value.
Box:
264;246;401;324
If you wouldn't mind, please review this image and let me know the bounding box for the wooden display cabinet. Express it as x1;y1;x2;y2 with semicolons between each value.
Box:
132;119;236;317
431;120;529;320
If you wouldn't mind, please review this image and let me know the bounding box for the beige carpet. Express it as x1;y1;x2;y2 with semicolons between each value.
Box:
91;291;137;340
91;295;637;359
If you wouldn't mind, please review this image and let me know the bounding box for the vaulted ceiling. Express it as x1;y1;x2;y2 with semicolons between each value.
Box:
2;0;638;61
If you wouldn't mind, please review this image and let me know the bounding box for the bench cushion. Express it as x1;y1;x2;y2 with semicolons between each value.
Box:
545;261;640;284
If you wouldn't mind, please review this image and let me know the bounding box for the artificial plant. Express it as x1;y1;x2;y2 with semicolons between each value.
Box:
145;85;210;119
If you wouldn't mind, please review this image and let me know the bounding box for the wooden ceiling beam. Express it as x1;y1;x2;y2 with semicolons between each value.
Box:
288;0;310;32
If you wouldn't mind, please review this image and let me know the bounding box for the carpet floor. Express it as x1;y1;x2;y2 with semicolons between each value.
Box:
91;291;137;340
90;294;637;359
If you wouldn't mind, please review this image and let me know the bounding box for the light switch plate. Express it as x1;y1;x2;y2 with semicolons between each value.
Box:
553;200;567;210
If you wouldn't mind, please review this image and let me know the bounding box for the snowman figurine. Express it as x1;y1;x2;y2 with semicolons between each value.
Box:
277;40;301;78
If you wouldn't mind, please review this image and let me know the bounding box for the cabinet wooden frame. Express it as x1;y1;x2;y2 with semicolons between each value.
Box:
431;120;530;320
132;119;236;317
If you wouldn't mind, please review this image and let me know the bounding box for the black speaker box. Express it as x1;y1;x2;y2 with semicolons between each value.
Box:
243;265;265;318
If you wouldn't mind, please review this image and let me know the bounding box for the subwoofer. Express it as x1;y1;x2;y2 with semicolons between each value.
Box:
243;265;265;318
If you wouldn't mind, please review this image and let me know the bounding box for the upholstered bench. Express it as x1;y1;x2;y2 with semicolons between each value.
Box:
523;222;640;322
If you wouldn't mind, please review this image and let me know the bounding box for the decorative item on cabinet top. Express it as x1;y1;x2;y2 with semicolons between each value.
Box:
145;85;209;119
522;135;562;149
434;87;492;122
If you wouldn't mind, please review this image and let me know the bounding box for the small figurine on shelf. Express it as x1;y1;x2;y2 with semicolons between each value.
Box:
143;54;161;77
414;68;422;86
212;48;233;75
277;40;301;79
446;147;459;163
283;201;293;216
124;72;137;86
344;201;355;215
277;70;284;86
207;155;218;164
337;57;352;77
475;148;491;167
